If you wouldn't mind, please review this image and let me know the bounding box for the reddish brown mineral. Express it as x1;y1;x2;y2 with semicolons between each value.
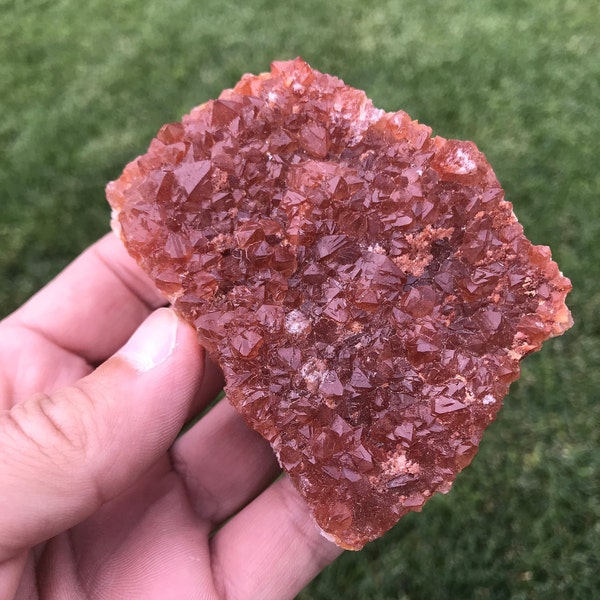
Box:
106;58;572;550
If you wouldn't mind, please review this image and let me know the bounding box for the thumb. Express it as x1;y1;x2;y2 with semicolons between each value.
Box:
0;308;204;559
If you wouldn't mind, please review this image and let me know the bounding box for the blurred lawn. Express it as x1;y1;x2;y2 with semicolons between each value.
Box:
1;0;598;598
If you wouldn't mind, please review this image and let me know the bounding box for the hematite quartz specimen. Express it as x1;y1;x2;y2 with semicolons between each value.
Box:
107;58;572;550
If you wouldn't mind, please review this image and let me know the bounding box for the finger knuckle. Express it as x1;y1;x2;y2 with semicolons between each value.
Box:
2;387;96;464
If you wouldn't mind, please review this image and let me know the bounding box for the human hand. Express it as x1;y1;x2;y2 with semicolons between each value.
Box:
0;233;342;599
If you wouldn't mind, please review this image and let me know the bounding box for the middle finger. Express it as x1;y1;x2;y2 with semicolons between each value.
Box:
171;398;281;526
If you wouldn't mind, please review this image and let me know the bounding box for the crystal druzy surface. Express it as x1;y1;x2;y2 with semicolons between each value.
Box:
107;58;572;550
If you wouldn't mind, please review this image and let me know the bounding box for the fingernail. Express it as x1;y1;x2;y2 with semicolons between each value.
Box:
118;308;179;372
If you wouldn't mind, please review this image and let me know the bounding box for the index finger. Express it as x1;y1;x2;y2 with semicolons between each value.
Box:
4;233;167;364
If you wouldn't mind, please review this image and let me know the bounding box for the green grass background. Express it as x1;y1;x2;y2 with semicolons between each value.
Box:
1;0;598;598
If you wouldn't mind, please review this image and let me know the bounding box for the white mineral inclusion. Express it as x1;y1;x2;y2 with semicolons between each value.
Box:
335;97;384;146
367;242;386;255
285;309;311;335
300;359;326;390
381;450;420;476
451;147;477;174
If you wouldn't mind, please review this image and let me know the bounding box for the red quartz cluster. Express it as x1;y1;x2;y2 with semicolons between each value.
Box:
106;58;573;550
